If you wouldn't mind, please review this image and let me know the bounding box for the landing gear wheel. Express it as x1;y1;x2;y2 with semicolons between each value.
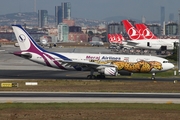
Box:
91;75;96;79
96;75;106;79
87;75;96;79
87;75;91;79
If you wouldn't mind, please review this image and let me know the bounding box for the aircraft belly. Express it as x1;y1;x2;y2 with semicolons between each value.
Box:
113;60;163;73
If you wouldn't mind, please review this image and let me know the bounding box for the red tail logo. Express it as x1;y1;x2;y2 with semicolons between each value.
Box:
108;34;114;43
108;34;124;44
115;34;122;44
122;20;145;40
127;27;141;40
136;23;158;39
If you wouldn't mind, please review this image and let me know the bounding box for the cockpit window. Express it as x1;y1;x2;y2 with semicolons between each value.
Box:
163;61;169;63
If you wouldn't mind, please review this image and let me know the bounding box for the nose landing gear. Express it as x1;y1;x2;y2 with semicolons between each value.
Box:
151;73;156;80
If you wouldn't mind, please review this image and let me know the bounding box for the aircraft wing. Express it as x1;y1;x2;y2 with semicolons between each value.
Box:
57;60;116;69
126;40;139;46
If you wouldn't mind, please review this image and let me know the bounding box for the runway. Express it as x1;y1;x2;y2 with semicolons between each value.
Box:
0;92;179;103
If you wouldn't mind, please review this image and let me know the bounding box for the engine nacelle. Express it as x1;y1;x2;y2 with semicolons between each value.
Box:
53;43;57;47
119;70;132;76
14;42;19;47
98;67;118;76
40;39;48;45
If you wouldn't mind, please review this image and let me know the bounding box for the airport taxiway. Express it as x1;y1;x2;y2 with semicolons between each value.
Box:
0;92;179;103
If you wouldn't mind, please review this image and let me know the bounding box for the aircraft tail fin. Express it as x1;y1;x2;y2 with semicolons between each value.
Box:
116;34;125;44
135;23;158;39
122;20;145;40
108;34;124;44
108;34;113;43
12;25;47;53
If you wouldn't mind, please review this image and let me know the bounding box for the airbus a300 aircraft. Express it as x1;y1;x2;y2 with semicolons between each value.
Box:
122;20;178;51
12;25;174;79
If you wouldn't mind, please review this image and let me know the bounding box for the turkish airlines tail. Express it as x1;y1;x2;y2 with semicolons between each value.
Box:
108;34;124;44
122;20;145;40
135;23;158;39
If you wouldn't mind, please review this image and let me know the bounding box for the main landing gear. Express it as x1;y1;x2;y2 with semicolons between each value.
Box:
86;69;106;79
87;75;96;79
87;74;106;79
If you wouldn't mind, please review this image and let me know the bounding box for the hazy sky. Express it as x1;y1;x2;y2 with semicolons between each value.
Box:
0;0;180;21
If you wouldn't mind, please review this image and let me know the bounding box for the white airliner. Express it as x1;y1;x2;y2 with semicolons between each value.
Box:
122;20;179;51
14;37;57;48
89;40;104;47
12;25;174;79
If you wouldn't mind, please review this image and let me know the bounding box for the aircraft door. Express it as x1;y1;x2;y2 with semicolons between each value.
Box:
160;46;167;50
147;42;150;47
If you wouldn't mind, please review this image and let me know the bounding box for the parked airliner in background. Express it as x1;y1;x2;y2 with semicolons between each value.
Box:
12;25;174;79
14;38;57;48
122;20;178;51
107;34;125;50
89;40;104;47
135;23;179;43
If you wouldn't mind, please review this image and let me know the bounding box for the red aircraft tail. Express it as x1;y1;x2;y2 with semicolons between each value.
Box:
135;23;158;39
122;20;145;40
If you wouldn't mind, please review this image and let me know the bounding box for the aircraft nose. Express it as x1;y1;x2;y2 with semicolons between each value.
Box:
163;63;174;71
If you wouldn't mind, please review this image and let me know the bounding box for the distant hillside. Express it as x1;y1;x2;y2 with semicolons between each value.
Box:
0;12;37;20
103;16;141;23
0;12;158;26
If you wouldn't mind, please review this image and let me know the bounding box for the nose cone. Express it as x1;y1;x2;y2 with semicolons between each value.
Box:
100;42;104;45
162;63;174;71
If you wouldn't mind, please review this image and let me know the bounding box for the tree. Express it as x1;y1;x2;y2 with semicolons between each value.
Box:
165;46;177;61
88;31;94;36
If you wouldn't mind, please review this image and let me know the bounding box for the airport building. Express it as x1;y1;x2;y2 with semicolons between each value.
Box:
38;10;48;28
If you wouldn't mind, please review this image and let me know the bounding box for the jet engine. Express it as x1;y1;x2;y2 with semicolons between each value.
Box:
40;39;48;45
53;43;57;47
98;67;118;76
14;42;19;47
119;70;132;76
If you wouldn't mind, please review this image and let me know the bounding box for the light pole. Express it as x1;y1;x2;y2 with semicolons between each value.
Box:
178;10;180;75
